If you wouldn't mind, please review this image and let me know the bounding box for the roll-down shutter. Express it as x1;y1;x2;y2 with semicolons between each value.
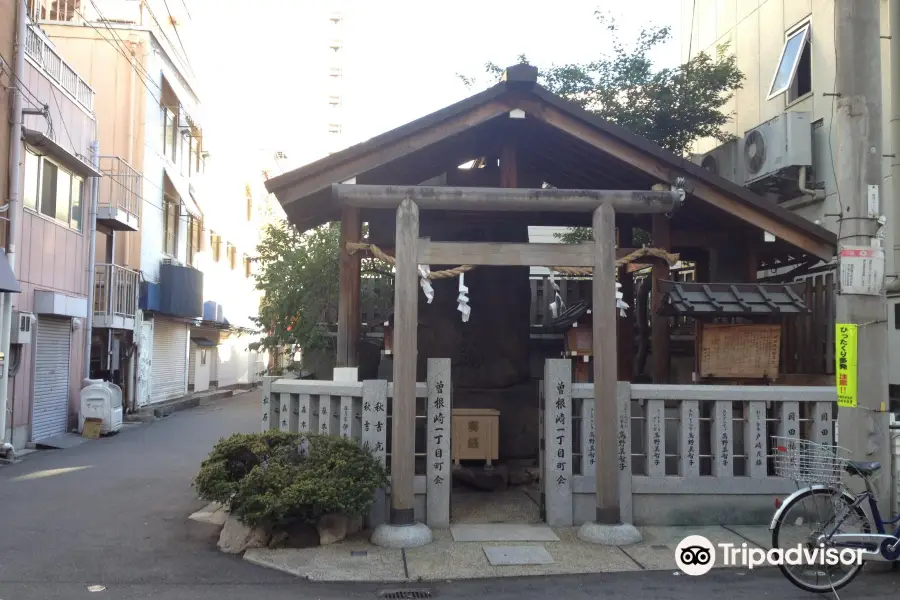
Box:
150;319;188;402
32;317;72;441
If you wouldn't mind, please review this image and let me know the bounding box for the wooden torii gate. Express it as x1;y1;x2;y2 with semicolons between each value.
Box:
332;183;683;544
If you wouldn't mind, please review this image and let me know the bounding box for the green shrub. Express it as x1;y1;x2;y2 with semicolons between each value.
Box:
193;432;388;529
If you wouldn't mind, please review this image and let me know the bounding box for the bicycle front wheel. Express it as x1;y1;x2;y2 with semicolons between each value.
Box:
772;487;870;594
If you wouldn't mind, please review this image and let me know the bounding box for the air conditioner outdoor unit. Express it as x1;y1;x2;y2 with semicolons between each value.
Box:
743;112;812;187
690;138;744;186
162;258;182;267
10;311;35;345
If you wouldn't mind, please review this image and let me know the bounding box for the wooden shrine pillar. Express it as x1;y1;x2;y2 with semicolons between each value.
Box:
592;203;620;524
337;207;362;368
617;221;634;381
651;215;671;383
390;198;419;525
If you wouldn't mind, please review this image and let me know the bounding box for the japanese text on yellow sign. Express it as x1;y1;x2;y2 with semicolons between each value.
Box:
835;323;858;408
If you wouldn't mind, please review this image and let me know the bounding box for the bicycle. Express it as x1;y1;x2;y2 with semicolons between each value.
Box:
769;436;899;593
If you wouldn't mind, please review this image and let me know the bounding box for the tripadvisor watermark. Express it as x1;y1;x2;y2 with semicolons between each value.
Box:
675;535;865;576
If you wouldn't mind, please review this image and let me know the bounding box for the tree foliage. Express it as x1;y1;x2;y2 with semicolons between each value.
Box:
194;432;388;529
459;12;744;244
251;219;393;365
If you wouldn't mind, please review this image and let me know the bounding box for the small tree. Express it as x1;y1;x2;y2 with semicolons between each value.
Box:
251;220;393;369
459;13;744;244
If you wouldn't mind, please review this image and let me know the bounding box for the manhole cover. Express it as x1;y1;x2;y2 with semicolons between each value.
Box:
378;589;432;599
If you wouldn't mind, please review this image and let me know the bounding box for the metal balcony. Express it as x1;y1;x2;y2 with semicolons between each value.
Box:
97;156;140;231
93;263;140;330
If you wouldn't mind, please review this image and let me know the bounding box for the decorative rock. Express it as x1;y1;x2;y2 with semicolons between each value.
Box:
316;513;350;545
217;514;270;554
577;522;643;546
371;522;433;548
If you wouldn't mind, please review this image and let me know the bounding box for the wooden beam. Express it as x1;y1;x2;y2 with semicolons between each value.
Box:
333;184;681;214
390;198;419;525
617;222;634;381
500;141;518;188
651;215;671;383
270;99;513;207
514;97;835;261
337;207;361;368
417;241;669;267
592;203;620;524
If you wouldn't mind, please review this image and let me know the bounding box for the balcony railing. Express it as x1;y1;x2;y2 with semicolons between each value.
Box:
99;156;141;219
94;264;140;326
24;25;94;112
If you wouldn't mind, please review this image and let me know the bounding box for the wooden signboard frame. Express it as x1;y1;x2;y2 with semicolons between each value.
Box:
697;323;781;380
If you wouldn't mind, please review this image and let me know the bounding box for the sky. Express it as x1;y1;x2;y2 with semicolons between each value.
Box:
185;0;682;176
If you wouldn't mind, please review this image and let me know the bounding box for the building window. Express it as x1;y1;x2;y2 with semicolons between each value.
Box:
23;150;84;231
162;106;178;162
246;196;253;221
244;255;251;278
200;348;207;365
767;23;811;101
163;199;178;256
180;132;191;176
226;243;236;270
328;123;342;134
210;233;221;262
187;216;201;266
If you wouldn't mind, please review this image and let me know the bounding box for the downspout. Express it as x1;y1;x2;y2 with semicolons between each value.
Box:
84;141;99;380
887;0;900;294
0;0;28;450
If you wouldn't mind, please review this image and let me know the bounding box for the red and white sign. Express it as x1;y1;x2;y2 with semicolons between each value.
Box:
839;246;885;296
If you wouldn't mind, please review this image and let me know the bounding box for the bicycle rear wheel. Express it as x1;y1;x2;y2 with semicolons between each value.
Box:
772;487;870;594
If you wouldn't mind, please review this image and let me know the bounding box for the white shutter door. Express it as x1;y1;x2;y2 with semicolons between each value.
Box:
150;320;188;403
33;317;72;441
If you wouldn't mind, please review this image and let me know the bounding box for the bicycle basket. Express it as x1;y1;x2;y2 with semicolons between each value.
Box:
771;436;850;486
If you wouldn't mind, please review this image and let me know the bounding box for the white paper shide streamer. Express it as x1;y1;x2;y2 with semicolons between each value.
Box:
418;265;434;304
457;273;471;322
547;271;565;318
616;282;629;317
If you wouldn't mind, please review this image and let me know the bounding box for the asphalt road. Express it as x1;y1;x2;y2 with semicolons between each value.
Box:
1;390;899;599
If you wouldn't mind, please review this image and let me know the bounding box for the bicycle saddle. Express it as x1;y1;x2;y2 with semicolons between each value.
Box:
844;460;881;476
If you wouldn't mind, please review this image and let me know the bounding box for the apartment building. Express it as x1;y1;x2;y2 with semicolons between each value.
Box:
682;0;900;384
36;0;210;408
187;149;284;393
1;0;100;447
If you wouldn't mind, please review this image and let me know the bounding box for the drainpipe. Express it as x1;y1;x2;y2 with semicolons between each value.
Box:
0;0;28;449
84;141;100;380
888;0;900;295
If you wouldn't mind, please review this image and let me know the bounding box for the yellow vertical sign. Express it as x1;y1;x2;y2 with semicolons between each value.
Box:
835;324;858;408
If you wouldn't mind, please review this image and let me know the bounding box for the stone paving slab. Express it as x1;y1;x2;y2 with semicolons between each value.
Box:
403;528;640;581
240;524;777;582
483;545;554;566
243;534;405;582
450;524;559;542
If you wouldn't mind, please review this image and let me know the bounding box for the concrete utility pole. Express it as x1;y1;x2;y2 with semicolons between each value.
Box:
834;0;891;508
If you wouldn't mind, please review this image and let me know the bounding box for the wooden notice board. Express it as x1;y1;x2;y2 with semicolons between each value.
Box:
698;323;781;379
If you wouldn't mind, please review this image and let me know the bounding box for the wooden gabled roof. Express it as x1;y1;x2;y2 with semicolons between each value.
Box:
265;65;837;261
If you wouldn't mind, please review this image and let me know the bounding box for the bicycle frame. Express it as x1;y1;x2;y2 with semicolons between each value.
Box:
822;477;900;561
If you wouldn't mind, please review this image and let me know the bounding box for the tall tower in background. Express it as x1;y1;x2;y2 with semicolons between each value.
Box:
326;3;346;155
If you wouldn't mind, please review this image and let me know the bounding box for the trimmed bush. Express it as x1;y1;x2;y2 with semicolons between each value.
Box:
194;431;388;530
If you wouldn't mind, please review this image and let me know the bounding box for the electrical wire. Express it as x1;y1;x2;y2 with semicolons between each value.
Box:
160;0;192;75
47;84;76;153
141;0;194;79
71;4;164;106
